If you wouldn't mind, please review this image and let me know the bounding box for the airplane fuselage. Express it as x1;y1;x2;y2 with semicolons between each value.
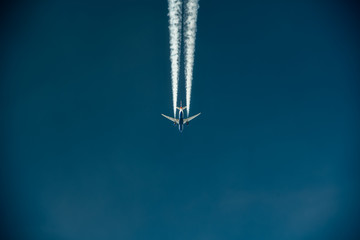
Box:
178;110;184;132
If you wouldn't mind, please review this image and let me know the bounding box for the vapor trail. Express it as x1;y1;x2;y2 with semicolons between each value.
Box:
184;0;199;116
168;0;182;117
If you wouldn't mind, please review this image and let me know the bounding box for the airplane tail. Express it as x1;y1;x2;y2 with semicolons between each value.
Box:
176;100;186;110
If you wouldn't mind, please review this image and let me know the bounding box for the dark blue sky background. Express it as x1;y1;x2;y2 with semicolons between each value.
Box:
1;0;360;240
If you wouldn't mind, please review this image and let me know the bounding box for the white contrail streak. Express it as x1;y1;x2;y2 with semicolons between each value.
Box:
184;0;199;116
168;0;182;117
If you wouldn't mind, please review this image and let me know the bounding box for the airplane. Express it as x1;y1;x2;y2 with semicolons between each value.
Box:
161;101;201;132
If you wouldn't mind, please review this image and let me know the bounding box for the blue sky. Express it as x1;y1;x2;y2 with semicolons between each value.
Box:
1;1;360;240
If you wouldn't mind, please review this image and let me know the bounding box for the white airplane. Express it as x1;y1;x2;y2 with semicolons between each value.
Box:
161;101;201;132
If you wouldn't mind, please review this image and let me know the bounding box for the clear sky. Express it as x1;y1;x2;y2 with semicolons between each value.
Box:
1;0;360;240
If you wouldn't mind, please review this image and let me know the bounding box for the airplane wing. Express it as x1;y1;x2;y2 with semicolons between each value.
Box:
184;112;201;124
161;114;179;124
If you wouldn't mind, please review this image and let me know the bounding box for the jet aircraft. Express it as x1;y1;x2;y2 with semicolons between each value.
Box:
161;101;201;132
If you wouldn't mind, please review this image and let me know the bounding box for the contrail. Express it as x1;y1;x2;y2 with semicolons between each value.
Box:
168;0;182;117
184;0;199;116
